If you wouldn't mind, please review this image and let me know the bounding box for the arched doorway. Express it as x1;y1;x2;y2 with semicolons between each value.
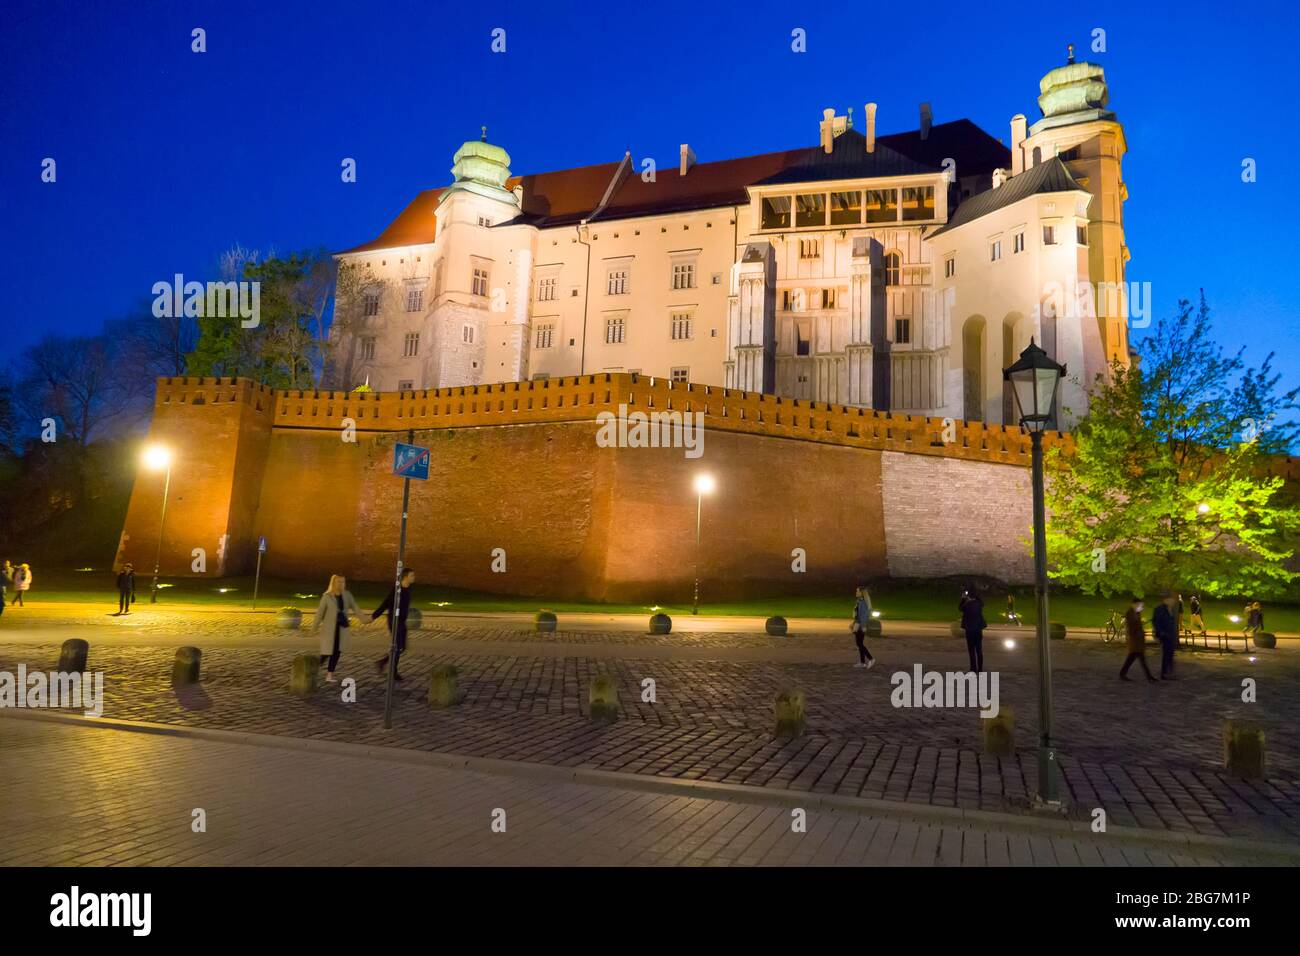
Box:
961;316;985;421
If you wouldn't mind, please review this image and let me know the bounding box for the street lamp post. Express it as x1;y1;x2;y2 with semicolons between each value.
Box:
1003;339;1066;806
692;473;716;615
142;445;174;604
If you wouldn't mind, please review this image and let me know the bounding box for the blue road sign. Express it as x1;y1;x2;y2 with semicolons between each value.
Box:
258;536;267;554
393;442;431;481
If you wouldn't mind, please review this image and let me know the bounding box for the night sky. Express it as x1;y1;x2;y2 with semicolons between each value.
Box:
3;0;1295;393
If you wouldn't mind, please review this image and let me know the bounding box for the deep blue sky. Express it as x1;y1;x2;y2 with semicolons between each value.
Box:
3;0;1296;394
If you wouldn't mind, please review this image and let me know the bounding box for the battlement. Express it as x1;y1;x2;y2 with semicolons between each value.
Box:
154;374;1075;469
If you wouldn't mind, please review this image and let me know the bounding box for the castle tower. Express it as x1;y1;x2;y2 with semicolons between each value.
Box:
1015;47;1131;371
428;131;531;387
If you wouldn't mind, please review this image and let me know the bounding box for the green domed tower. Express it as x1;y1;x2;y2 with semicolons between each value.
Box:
440;127;519;207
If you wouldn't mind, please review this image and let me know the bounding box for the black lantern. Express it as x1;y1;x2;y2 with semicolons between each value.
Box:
1003;338;1066;433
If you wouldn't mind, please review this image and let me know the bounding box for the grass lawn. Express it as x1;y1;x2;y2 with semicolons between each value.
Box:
14;567;1299;633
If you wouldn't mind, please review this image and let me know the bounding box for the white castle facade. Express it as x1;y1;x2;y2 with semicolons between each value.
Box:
332;52;1130;427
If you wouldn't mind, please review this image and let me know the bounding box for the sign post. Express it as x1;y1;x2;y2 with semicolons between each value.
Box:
384;435;429;730
252;536;267;609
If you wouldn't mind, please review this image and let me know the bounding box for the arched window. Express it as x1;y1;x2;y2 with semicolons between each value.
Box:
1031;146;1042;167
884;252;901;286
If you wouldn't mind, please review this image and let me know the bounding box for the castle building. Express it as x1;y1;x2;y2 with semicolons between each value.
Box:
333;52;1129;427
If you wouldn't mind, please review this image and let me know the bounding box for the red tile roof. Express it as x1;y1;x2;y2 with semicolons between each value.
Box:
338;119;1010;255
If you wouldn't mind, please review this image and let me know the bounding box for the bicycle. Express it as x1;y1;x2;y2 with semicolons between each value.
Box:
1100;610;1122;643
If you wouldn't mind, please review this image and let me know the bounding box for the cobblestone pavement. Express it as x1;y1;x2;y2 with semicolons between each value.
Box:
1;614;1296;844
0;719;1250;866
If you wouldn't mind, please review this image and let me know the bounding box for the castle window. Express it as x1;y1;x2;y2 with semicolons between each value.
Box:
403;332;420;357
795;193;826;228
604;316;626;344
830;190;862;226
670;311;693;341
761;196;791;229
672;262;696;290
398;380;413;391
538;277;557;301
360;337;376;360
799;238;820;259
1013;232;1025;254
1043;225;1057;246
1059;146;1081;162
1076;225;1088;246
894;318;912;344
796;326;810;355
884;252;901;286
1032;146;1042;166
990;240;1002;262
535;323;555;349
866;188;898;223
944;256;955;278
822;288;838;309
363;292;380;316
901;185;935;221
607;268;629;295
670;367;689;383
462;324;475;344
406;288;423;312
477;216;493;227
471;268;490;297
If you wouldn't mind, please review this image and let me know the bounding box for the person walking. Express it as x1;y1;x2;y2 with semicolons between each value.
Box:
1005;591;1019;626
1120;597;1157;683
1188;593;1206;638
313;574;361;683
373;568;416;680
1153;591;1178;680
960;585;987;674
12;563;31;606
115;564;136;615
1246;601;1264;639
851;585;876;669
0;560;11;621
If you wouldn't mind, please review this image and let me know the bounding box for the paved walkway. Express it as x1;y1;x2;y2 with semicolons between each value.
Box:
1;612;1297;845
0;719;1255;866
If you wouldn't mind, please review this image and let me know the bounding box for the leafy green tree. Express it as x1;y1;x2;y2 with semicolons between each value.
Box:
1045;292;1300;599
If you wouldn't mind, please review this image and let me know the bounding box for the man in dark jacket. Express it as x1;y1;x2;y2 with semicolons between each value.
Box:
959;585;987;673
1152;591;1178;680
1120;597;1157;682
373;568;416;680
116;564;136;615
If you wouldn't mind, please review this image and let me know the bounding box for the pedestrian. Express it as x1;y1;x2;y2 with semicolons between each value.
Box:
1176;593;1185;645
1120;597;1157;683
13;563;31;606
1005;591;1018;625
1246;601;1264;638
0;560;11;620
960;584;987;673
115;564;136;615
1153;590;1178;680
313;574;361;683
373;568;416;680
1189;593;1206;637
851;585;876;669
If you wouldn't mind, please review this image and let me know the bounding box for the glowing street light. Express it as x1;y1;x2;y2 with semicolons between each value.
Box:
1197;503;1211;515
692;473;716;615
1004;338;1066;806
142;443;174;604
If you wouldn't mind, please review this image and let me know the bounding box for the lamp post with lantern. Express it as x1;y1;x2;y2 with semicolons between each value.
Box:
142;444;174;604
1003;339;1066;805
692;473;716;615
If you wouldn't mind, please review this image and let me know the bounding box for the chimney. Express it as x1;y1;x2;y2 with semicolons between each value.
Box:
679;143;696;177
919;102;932;140
820;108;835;153
864;103;877;153
992;168;1008;189
1010;114;1027;176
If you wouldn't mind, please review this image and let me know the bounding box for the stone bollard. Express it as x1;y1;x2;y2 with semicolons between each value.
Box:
172;646;202;685
1223;719;1266;779
982;705;1015;757
276;608;303;630
289;654;319;696
949;622;965;638
58;639;89;673
1254;632;1277;649
864;618;883;638
773;689;806;739
405;607;423;631
649;613;672;635
428;664;459;708
1049;622;1067;640
765;615;788;636
535;610;558;633
588;674;619;723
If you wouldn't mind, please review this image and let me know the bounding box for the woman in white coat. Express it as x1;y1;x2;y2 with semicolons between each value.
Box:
313;574;361;682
